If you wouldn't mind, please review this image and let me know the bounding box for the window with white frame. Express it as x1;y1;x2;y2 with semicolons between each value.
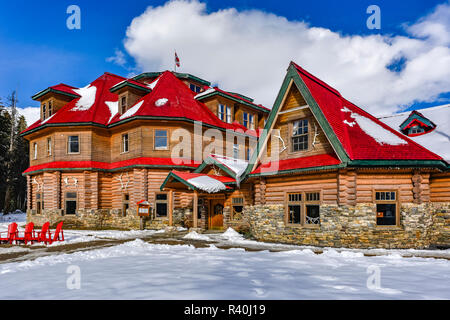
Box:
249;114;255;129
68;136;79;154
154;130;168;150
190;83;201;93
226;106;232;123
122;133;129;153
243;112;249;128
47;138;52;156
33;142;38;160
233;144;239;159
292;119;309;152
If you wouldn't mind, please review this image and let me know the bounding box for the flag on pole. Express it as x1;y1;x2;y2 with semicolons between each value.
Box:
175;51;181;69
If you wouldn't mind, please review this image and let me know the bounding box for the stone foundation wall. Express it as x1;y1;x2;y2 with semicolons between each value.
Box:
245;203;450;249
27;208;185;230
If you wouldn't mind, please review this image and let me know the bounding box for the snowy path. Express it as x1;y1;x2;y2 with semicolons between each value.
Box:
0;238;449;300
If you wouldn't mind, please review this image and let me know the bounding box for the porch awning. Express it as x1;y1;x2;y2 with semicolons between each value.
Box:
160;171;236;193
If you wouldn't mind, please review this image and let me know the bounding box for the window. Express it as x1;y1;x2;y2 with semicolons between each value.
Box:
249;114;255;129
375;191;398;226
409;126;425;135
226;106;232;124
154;130;168;150
231;197;244;220
190;84;201;93
233;144;239;159
42;103;46;120
305;192;321;225
68;136;79;154
47;138;52;156
122;194;130;217
218;104;225;121
121;96;127;114
122;134;129;153
292;119;309;152
36;193;43;214
246;147;251;161
155;193;168;217
48;101;52;117
286;192;321;226
243;112;248;128
287;193;302;224
33;143;38;160
65;192;77;215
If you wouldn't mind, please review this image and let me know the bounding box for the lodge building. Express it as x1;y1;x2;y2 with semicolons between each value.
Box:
22;62;450;249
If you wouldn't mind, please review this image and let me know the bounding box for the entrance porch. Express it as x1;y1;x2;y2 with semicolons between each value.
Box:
160;171;236;230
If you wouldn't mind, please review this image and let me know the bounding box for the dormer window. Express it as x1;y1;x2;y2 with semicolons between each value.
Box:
48;101;53;117
120;96;127;114
218;104;232;123
409;125;424;135
190;84;201;93
399;110;436;137
243;112;254;129
42;103;46;120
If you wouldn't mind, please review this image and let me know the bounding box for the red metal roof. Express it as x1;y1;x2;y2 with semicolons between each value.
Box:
23;157;200;175
23;73;126;134
109;71;256;135
292;62;442;161
251;154;341;175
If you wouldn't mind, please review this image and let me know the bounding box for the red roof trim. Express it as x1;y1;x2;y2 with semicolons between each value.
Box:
23;157;200;175
251;154;341;175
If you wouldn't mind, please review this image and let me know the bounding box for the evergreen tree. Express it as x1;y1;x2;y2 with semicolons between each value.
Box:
0;94;29;213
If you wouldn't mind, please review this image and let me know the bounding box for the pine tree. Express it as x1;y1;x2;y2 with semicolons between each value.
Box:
0;93;29;213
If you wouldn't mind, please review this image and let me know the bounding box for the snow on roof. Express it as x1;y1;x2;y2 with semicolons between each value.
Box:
71;85;97;111
292;62;442;161
120;100;144;120
211;154;248;179
155;98;168;107
379;104;450;162
147;77;160;90
105;101;119;124
194;87;216;99
341;107;407;146
187;176;227;193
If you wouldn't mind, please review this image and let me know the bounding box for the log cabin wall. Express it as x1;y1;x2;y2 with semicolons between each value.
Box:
261;85;336;163
430;172;450;202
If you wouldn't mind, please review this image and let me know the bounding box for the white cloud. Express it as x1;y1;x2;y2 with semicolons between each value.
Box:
123;0;450;116
18;107;40;126
106;49;127;67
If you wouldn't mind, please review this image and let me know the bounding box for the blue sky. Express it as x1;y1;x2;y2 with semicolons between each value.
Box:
0;0;449;123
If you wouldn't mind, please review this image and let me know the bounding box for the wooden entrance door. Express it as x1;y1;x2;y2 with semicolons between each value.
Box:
209;199;224;229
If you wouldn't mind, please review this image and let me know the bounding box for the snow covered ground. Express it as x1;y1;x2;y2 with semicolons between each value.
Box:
0;214;449;300
0;231;448;299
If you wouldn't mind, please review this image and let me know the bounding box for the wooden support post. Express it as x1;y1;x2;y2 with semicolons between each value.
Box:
168;190;174;226
193;191;198;228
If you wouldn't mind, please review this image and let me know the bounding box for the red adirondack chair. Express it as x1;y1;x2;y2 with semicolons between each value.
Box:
32;222;51;243
15;222;35;245
0;223;18;244
42;222;64;245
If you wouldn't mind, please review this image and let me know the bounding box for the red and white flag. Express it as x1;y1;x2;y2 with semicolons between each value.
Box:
175;51;181;68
